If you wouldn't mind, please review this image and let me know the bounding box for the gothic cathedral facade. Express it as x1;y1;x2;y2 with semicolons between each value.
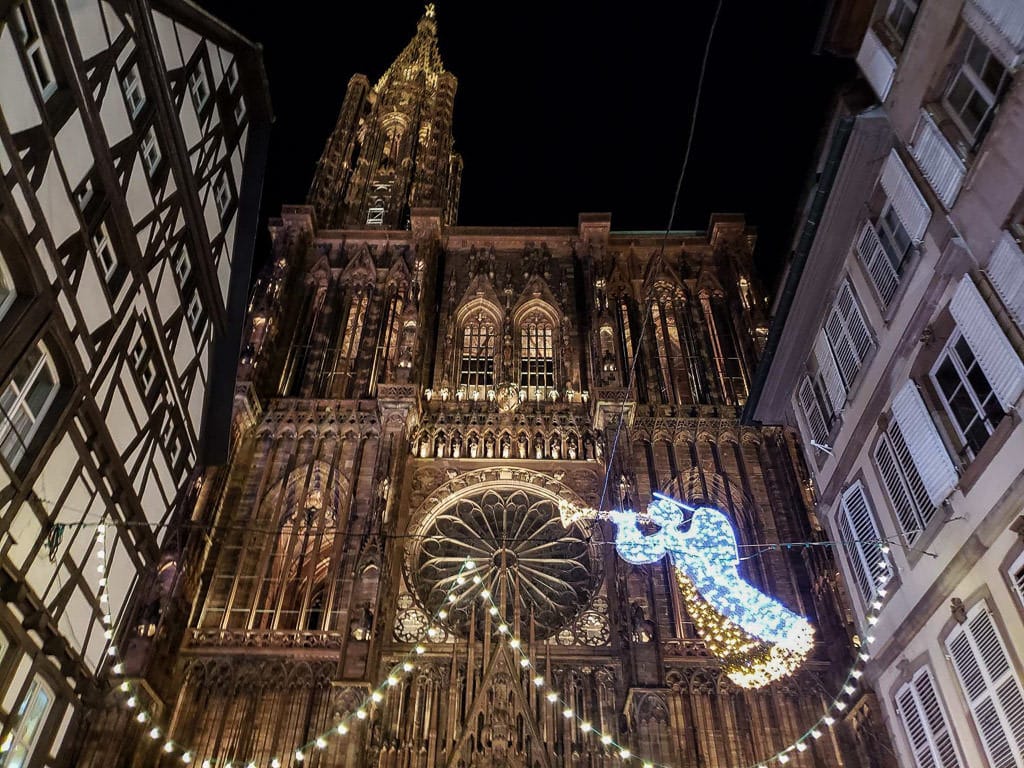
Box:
78;9;890;768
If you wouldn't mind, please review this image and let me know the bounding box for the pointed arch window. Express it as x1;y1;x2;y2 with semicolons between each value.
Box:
459;311;496;397
340;284;371;362
519;310;555;399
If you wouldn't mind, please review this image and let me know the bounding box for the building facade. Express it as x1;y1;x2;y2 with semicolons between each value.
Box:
748;1;1024;767
0;0;269;765
69;10;897;768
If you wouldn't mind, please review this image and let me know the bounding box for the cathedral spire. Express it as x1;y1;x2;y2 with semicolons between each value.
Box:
308;8;462;230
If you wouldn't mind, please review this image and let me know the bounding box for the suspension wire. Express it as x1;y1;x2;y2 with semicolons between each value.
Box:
596;0;724;514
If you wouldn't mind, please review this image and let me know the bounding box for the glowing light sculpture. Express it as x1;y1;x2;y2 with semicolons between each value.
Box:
563;493;814;688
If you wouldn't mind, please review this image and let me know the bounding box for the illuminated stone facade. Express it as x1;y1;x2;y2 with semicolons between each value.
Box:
77;10;891;768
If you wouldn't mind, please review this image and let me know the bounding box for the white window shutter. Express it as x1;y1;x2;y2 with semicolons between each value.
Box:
814;330;846;413
986;231;1024;329
873;437;926;543
825;281;874;389
946;602;1024;768
949;275;1024;410
880;149;932;242
896;667;963;768
837;482;889;604
1011;552;1024;608
891;382;958;506
798;376;828;444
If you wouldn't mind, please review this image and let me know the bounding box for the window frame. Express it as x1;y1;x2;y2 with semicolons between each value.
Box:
942;30;1010;147
10;0;57;100
213;172;232;220
872;419;937;545
121;63;146;119
130;332;155;395
0;676;53;768
518;312;556;400
458;312;497;398
140;126;162;177
0;342;59;470
185;292;203;334
883;0;919;47
91;221;117;281
172;246;191;286
187;61;211;112
0;253;16;322
929;330;1005;461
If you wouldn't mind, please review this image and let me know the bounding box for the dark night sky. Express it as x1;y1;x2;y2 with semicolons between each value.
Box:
199;1;854;288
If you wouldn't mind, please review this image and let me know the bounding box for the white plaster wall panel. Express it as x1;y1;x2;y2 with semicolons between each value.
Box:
125;160;154;225
215;47;233;79
216;250;230;303
163;171;176;198
240;125;248;155
68;0;108;62
100;0;127;41
0;464;9;492
231;148;243;193
39;160;78;248
223;217;237;268
55;112;94;192
23;545;55;604
56;292;82;356
0;31;41;135
3;656;33;711
188;368;205;435
99;72;132;147
141;472;167;526
180;108;202;170
11;186;34;234
104;544;137;631
174;22;202;67
115;37;136;70
203;191;221;241
152;12;182;69
105;390;137;455
58;587;99;666
31;434;80;521
136;221;155;260
153;261;180;323
6;504;42;571
121;435;148;481
76;261;111;334
123;373;149;429
33;240;57;286
173;324;196;377
0;135;10;173
153;453;173;507
205;40;226;89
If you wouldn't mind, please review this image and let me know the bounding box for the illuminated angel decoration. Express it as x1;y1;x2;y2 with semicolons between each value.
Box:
562;493;814;688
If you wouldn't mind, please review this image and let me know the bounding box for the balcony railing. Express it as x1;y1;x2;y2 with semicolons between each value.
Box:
855;222;900;307
910;111;966;208
856;27;896;101
969;0;1024;53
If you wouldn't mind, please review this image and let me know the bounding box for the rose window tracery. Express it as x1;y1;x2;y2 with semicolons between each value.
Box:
405;487;601;639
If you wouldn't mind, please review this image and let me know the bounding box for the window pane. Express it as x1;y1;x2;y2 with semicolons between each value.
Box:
24;367;53;415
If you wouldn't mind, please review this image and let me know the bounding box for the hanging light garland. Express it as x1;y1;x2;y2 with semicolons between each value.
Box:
94;496;892;767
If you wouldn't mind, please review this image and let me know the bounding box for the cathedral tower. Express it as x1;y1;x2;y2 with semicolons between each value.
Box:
72;9;893;768
307;5;462;230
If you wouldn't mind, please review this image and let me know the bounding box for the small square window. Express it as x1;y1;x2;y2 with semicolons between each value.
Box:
213;173;232;218
188;64;210;111
122;64;145;118
186;292;203;333
0;342;58;468
173;247;191;285
884;0;918;46
11;1;57;100
141;127;162;176
130;335;156;393
92;222;117;281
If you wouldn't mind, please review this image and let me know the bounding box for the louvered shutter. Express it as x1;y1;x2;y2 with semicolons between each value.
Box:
798;376;828;444
873;436;926;542
891;382;958;506
949;276;1024;409
896;667;963;768
825;281;874;388
837;482;888;603
880;149;932;242
987;232;1024;328
946;603;1024;768
814;330;846;413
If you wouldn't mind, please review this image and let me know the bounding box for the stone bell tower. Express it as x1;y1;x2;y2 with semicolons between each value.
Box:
307;4;462;230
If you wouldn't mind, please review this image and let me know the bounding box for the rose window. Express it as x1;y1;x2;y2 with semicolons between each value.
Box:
406;488;601;639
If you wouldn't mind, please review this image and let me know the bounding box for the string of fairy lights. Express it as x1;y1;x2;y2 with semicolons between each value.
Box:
95;501;897;768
